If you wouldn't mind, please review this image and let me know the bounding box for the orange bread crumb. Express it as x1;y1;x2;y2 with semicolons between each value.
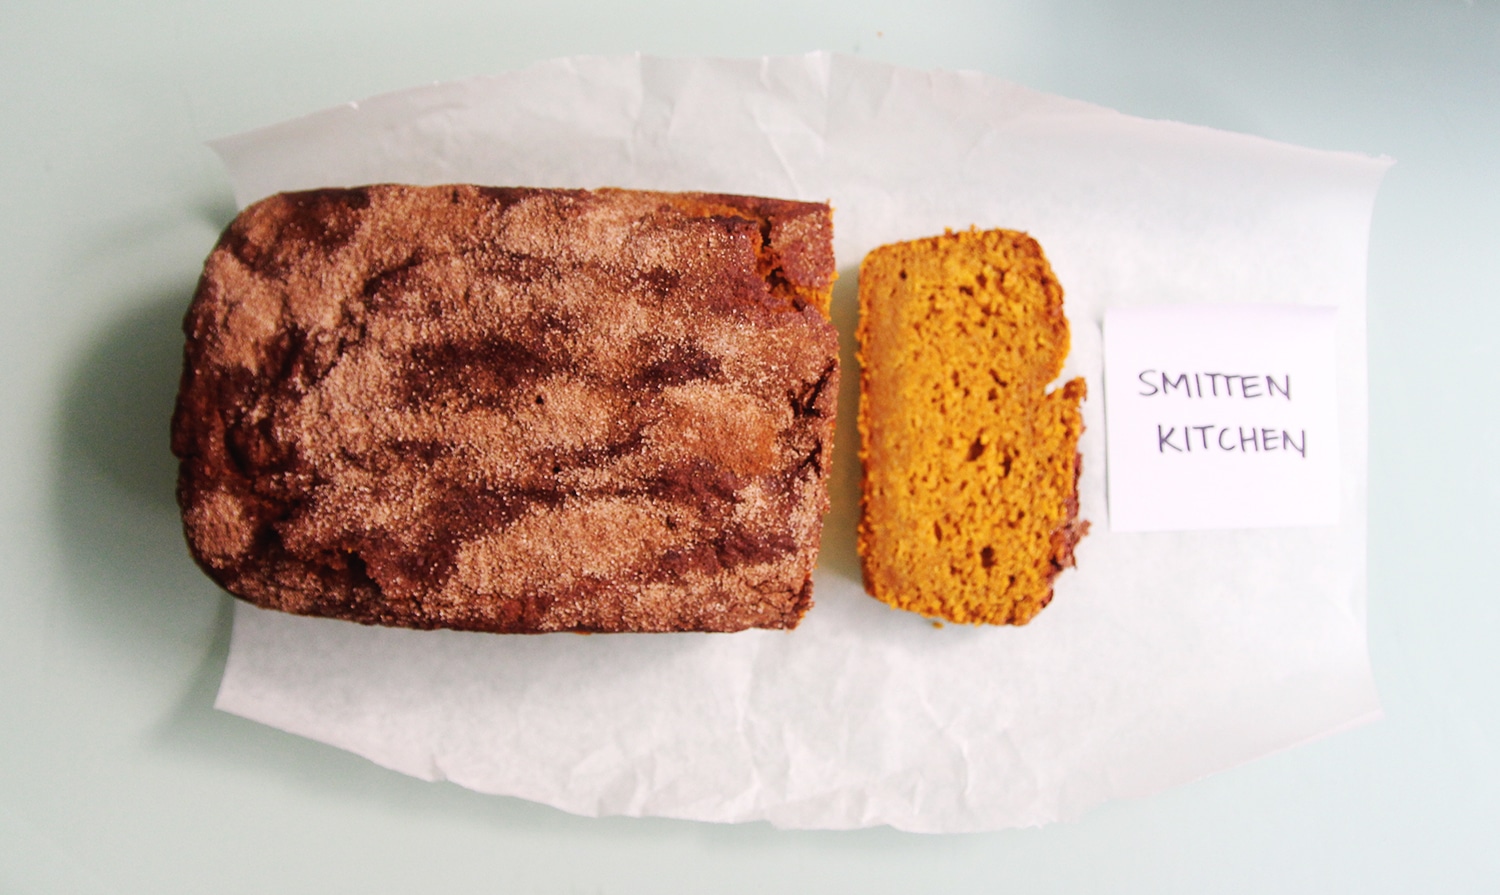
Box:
856;228;1087;625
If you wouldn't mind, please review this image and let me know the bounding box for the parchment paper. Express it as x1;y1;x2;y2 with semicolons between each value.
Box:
211;53;1390;832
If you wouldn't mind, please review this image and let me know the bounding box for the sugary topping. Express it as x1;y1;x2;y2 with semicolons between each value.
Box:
173;185;838;633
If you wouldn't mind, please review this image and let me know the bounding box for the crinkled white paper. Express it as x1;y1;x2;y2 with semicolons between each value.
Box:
212;53;1390;832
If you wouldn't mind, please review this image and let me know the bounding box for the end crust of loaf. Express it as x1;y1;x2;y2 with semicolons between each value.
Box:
172;184;839;634
856;227;1087;626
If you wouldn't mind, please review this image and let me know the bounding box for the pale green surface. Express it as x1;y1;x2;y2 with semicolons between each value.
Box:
3;1;1498;892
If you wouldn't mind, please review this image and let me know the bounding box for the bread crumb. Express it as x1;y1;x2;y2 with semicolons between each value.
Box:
857;228;1087;626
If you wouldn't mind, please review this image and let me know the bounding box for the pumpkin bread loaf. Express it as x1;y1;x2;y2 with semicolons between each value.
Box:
856;228;1086;625
173;184;839;633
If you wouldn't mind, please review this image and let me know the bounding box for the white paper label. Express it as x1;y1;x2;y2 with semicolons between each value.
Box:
1103;304;1340;532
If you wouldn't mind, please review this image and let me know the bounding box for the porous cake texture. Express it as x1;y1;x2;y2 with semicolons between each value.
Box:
173;184;839;633
857;228;1087;625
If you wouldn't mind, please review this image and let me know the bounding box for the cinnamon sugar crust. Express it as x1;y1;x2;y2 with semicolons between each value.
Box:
172;185;838;633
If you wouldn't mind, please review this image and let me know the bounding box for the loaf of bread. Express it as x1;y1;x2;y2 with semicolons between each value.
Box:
856;228;1086;625
173;184;839;633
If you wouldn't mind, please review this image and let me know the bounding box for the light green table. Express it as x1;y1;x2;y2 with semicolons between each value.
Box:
3;2;1497;891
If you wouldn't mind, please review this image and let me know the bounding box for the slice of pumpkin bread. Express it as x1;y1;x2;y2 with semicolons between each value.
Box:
856;228;1087;625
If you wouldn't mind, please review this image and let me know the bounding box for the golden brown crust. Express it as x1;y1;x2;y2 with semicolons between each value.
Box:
172;184;838;633
856;228;1086;626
